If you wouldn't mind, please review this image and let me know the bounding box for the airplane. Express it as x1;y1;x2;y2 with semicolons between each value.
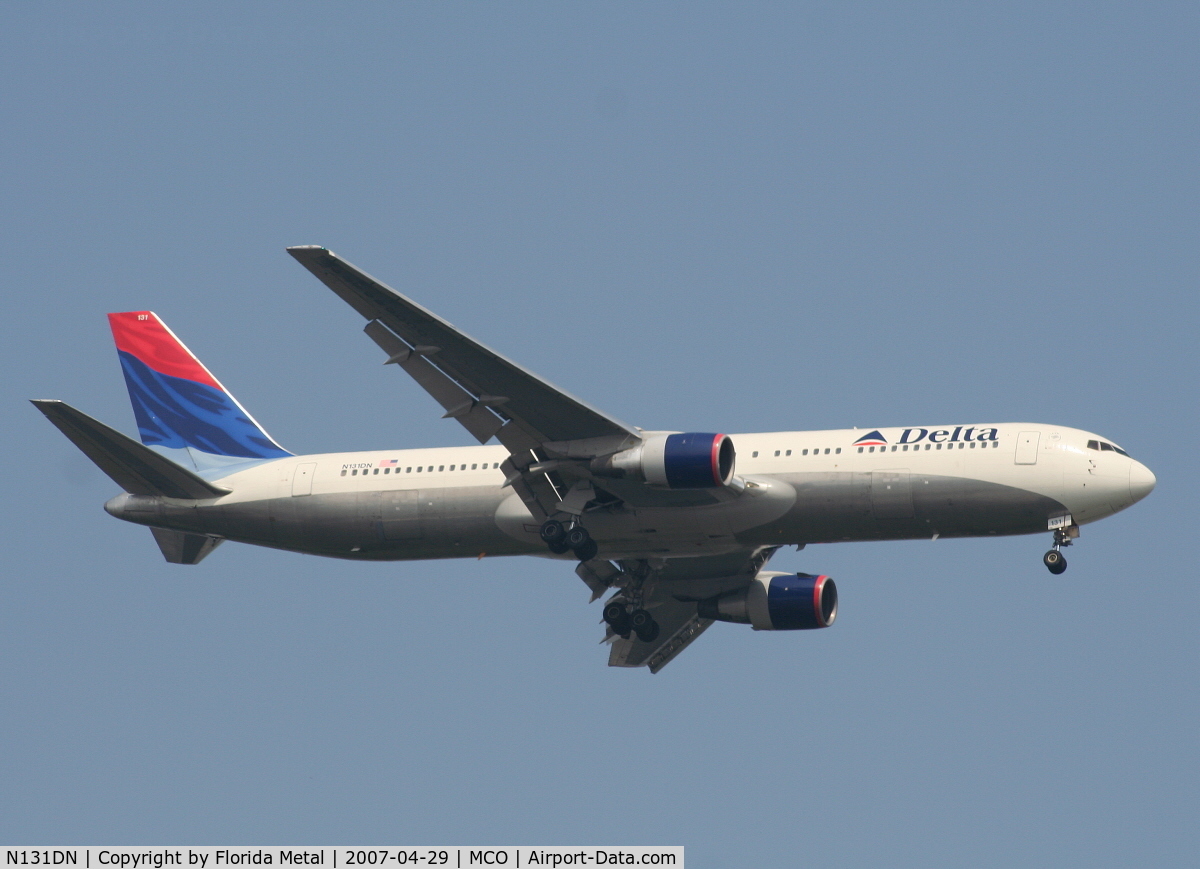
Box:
32;246;1157;672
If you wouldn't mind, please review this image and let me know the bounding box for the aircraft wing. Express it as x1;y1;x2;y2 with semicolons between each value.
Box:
288;246;641;518
605;546;779;673
288;246;637;447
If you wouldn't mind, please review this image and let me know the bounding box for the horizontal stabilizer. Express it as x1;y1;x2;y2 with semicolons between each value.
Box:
31;400;230;500
150;527;224;564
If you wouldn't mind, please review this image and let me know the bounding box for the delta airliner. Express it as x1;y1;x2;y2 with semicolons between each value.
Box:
34;247;1156;671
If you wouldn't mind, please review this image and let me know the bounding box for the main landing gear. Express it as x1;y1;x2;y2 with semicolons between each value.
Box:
603;600;660;643
1043;526;1074;575
539;519;599;562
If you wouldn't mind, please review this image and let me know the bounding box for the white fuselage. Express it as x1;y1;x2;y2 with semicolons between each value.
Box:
105;423;1156;563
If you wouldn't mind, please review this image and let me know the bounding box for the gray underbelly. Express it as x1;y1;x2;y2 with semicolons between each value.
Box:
744;472;1064;544
170;486;537;561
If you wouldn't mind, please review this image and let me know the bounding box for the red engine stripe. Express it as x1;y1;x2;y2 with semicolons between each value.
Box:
711;433;725;485
813;575;827;626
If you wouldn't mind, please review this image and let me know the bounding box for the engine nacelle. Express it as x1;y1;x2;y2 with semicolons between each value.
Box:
590;432;736;489
698;572;837;630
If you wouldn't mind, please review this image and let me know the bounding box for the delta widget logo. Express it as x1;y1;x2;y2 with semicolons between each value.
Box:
852;430;887;447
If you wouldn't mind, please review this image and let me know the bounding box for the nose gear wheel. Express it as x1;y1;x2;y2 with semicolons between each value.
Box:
1043;549;1067;574
1043;526;1074;574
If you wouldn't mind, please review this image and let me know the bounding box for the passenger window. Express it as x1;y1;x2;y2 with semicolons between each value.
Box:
824;449;830;454
869;446;875;453
416;467;422;473
857;447;863;453
970;442;976;448
802;449;808;456
340;470;347;476
786;450;792;456
406;467;412;473
752;451;758;458
352;469;358;476
472;463;477;470
373;468;379;474
835;448;841;454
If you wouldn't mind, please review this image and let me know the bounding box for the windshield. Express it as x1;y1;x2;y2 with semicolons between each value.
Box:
1087;439;1130;458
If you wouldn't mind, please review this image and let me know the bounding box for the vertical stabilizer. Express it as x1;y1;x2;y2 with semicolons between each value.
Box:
108;312;292;460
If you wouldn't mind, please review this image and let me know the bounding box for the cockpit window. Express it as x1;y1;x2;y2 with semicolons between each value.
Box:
1089;439;1131;457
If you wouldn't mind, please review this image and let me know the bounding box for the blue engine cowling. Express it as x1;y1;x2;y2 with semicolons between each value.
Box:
698;572;838;630
591;432;737;489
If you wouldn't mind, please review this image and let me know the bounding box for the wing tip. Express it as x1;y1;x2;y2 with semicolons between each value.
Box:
30;399;63;415
287;245;331;257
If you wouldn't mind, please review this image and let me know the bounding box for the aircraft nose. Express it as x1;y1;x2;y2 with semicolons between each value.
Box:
1129;460;1156;504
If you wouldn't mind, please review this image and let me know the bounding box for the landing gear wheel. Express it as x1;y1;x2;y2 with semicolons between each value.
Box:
539;519;566;546
566;526;592;549
573;539;599;562
630;609;660;643
547;540;571;555
1043;549;1067;575
603;601;632;638
636;621;660;643
603;602;627;623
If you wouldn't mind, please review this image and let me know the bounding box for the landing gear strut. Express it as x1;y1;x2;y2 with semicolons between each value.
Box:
1043;526;1073;575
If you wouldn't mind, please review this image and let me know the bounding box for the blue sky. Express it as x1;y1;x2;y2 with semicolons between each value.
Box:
2;4;1196;866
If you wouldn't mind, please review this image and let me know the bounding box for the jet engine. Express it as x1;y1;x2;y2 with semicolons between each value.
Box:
698;572;837;630
590;432;736;489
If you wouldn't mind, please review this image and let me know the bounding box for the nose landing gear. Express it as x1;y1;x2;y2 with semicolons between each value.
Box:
1043;523;1077;575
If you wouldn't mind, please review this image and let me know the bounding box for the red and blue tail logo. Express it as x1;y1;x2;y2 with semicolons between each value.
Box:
108;312;291;460
852;430;888;447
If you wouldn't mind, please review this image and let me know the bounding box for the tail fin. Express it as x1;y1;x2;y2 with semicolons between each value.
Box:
108;311;291;461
